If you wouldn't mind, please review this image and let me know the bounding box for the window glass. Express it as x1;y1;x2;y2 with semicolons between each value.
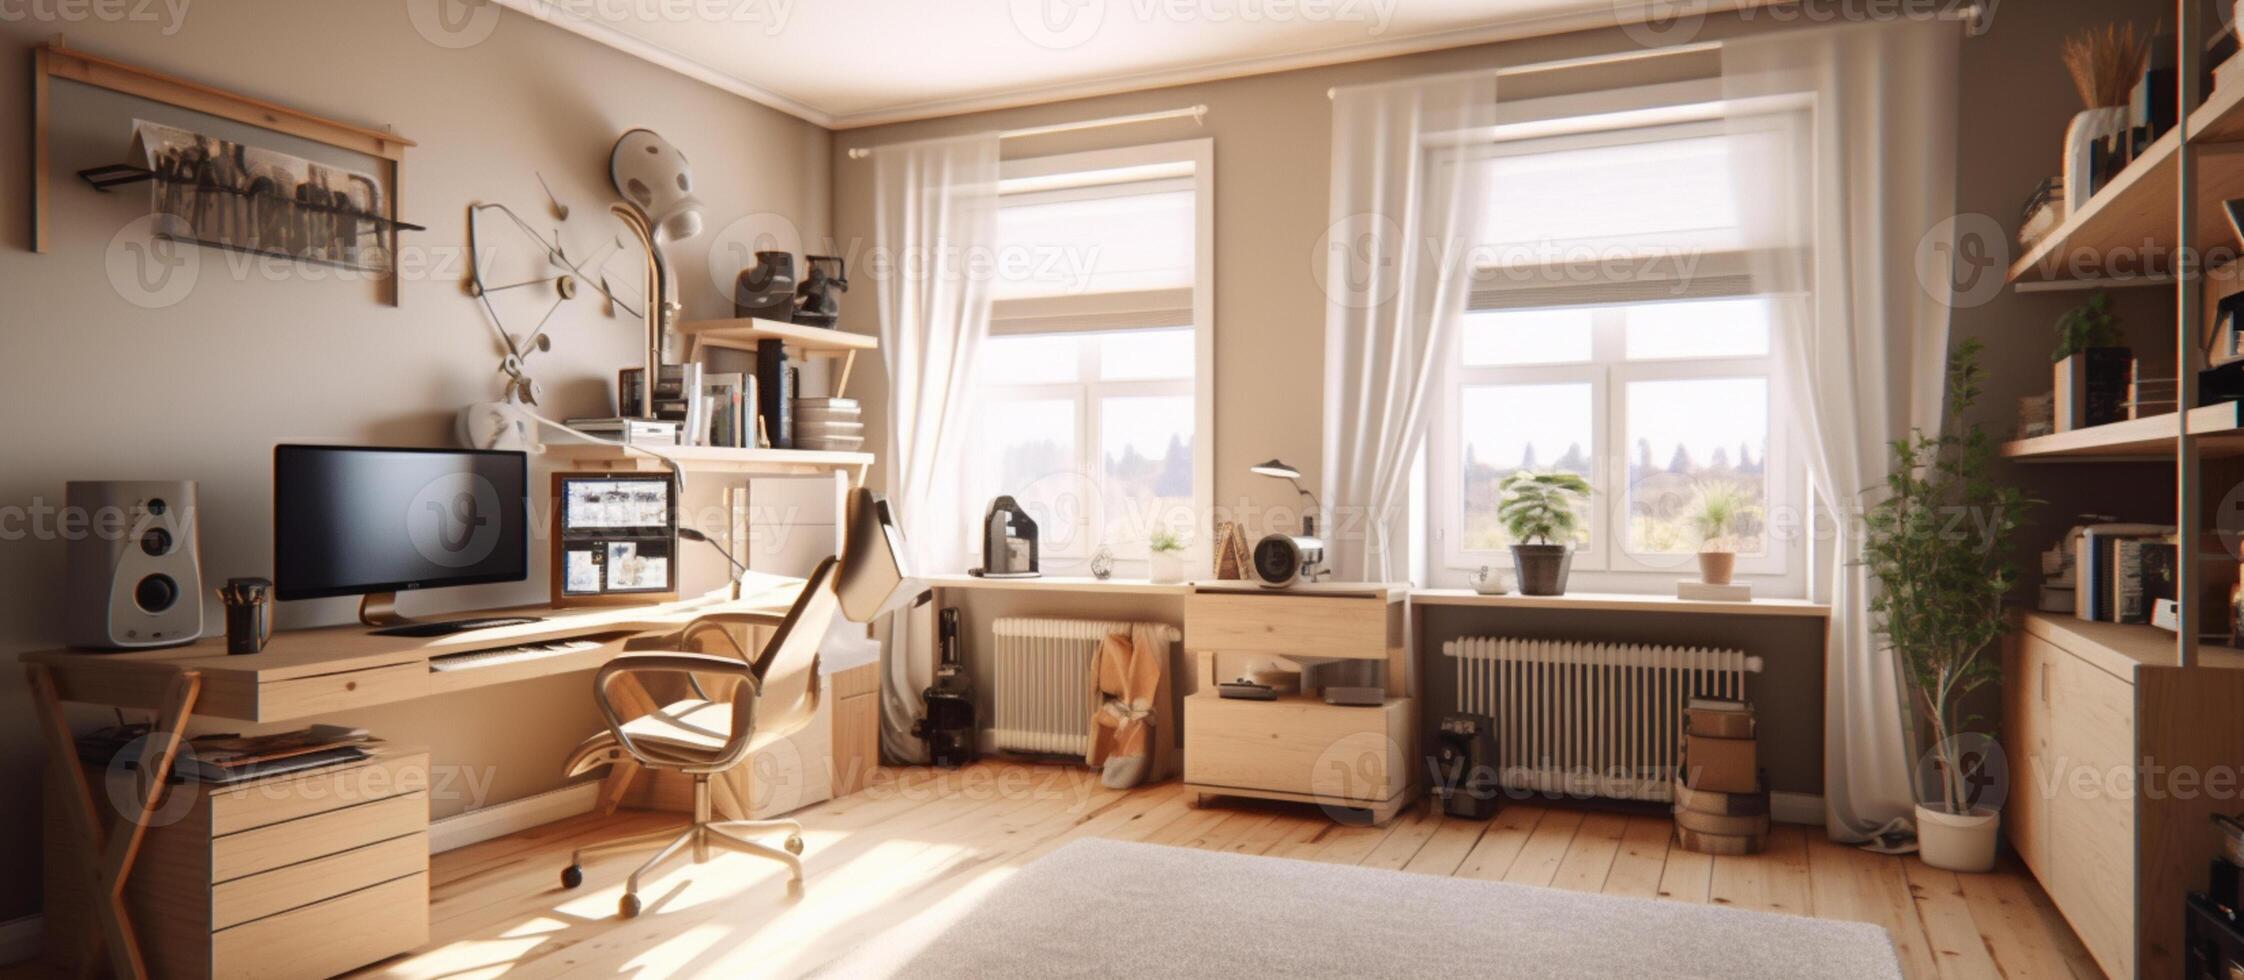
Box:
1458;383;1593;551
981;334;1080;385
1099;395;1195;555
1624;298;1771;361
1461;308;1594;366
1098;328;1194;381
1623;377;1769;556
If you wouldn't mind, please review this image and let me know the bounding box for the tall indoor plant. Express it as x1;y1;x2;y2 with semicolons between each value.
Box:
1498;471;1590;596
1861;339;2029;872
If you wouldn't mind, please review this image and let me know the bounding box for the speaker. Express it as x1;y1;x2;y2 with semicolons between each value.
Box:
65;481;204;650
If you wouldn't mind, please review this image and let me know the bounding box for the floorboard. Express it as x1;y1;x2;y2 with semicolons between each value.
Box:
113;762;2087;980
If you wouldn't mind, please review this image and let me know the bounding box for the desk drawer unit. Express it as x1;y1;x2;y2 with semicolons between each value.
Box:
44;751;432;980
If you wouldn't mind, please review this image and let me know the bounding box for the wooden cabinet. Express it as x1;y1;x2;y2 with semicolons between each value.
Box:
2006;613;2244;979
44;749;431;980
1181;583;1413;823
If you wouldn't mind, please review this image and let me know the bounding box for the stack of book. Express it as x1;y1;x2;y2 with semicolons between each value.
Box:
615;366;758;449
1674;697;1768;855
2072;523;2177;624
77;724;376;785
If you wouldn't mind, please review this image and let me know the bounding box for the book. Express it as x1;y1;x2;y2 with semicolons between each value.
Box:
2112;538;2176;624
618;364;705;441
703;372;747;449
1676;581;1751;602
2075;523;2173;620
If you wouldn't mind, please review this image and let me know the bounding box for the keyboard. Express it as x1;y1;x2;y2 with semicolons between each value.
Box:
429;637;608;673
371;616;544;638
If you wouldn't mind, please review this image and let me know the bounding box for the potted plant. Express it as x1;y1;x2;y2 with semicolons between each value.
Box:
1689;482;1757;586
1497;471;1590;596
1861;339;2030;873
1147;528;1188;585
2051;291;2129;431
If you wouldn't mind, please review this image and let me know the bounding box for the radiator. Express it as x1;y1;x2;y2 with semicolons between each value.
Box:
1441;637;1763;803
990;617;1181;756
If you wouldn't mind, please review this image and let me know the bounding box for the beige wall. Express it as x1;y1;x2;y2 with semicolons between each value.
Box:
0;0;828;920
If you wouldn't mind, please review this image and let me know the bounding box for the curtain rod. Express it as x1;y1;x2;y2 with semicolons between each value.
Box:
1325;2;1984;99
844;104;1207;160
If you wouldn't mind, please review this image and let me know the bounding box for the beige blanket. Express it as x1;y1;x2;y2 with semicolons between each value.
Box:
1085;624;1171;788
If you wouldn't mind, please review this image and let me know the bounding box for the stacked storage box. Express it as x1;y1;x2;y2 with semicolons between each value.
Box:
1674;697;1769;855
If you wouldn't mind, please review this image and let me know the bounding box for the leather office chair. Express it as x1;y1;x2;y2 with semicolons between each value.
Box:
558;556;839;918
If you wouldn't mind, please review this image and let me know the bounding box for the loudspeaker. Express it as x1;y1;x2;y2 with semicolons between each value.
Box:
65;480;204;650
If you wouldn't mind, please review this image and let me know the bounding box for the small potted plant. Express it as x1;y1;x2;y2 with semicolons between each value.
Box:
2051;290;2128;430
1688;482;1757;586
1497;471;1590;596
1862;339;2030;873
1147;527;1188;585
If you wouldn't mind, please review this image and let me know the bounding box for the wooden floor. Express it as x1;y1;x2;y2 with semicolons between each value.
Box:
329;763;2092;978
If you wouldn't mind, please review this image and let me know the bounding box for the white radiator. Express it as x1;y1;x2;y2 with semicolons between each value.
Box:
990;618;1181;756
1441;637;1763;803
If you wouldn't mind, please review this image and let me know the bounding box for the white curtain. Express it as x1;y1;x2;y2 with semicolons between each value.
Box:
1320;73;1499;582
868;132;1002;763
1721;18;1962;840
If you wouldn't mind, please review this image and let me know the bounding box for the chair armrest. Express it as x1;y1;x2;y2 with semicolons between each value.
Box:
593;652;760;767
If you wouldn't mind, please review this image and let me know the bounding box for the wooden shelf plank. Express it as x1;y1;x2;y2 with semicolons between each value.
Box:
2000;402;2244;460
1410;588;1828;618
2008;80;2244;286
678;317;877;355
541;443;871;476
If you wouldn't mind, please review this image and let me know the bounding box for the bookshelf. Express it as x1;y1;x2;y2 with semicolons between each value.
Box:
541;443;872;483
2000;403;2244;459
677;317;877;399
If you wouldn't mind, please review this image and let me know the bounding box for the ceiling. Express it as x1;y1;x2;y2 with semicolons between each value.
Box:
495;0;1715;129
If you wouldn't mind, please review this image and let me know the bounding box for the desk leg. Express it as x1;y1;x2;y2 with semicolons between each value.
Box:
29;664;199;980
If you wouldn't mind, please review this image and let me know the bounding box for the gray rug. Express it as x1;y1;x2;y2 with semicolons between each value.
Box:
827;837;1902;979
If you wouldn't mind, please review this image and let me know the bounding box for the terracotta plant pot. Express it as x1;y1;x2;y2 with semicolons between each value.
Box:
1698;551;1736;586
1510;544;1573;596
1915;803;1999;873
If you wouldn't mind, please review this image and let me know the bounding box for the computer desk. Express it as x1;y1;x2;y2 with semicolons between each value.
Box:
20;576;804;980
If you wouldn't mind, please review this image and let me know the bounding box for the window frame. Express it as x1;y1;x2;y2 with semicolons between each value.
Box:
1421;85;1806;595
973;138;1215;574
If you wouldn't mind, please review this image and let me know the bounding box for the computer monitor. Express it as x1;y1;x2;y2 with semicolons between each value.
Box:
273;445;529;624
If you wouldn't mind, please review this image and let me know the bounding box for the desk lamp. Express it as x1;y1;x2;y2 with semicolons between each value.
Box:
1248;458;1327;587
609;129;704;418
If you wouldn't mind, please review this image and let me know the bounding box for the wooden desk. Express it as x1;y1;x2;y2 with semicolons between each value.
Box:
20;581;801;980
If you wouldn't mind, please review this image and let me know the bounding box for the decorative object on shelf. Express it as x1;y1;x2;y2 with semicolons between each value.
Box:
2213;290;2244;368
2060;23;2148;206
733;250;797;321
912;607;978;769
1496;470;1590;597
608;129;704;416
2055;346;2134;431
1861;339;2029;873
971;496;1040;578
2125;371;2177;419
794;396;864;451
1089;545;1115;580
1246;458;1328;589
792;255;849;327
1688;481;1757;587
2015;392;2055;440
1468;565;1508;596
1148;527;1188;585
1211;521;1249;579
2018;176;2064;248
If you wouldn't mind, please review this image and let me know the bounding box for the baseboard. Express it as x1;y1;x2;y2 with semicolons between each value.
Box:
1771;792;1826;826
0;913;43;966
429;782;601;853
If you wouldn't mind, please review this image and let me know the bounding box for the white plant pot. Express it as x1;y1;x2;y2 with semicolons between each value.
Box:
1915;803;1999;873
1149;552;1186;585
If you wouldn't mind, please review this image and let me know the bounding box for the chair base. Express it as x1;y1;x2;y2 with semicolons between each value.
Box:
560;773;805;917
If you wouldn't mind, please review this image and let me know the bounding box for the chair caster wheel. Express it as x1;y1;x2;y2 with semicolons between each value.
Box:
784;835;804;855
619;893;642;918
560;865;583;889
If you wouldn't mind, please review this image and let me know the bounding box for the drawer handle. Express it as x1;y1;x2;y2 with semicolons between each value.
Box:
345;680;359;692
2038;663;2048;705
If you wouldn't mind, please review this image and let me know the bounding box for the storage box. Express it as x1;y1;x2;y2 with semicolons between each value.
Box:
1681;724;1759;794
1684;699;1756;740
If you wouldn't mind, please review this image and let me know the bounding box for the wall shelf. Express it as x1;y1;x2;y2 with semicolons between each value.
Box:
2008;78;2244;287
541;443;871;481
677;317;876;398
1999;402;2244;460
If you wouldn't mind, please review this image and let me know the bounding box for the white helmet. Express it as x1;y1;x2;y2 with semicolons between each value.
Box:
609;128;704;241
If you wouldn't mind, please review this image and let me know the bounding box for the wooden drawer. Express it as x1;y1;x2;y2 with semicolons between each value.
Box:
211;832;427;930
210;872;429;980
204;749;430;835
1184;695;1409;805
255;662;428;721
1185;592;1391;660
214;791;428;881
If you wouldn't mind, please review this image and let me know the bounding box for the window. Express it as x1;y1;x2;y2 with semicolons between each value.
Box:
1428;92;1800;589
968;141;1213;572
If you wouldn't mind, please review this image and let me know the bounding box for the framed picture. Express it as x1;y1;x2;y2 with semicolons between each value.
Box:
550;473;678;606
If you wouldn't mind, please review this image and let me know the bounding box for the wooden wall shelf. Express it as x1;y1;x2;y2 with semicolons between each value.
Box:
541;443;872;482
1999;403;2244;460
677;317;876;398
2008;79;2244;287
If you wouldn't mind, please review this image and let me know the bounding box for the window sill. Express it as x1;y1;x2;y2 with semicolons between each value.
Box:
1411;588;1828;618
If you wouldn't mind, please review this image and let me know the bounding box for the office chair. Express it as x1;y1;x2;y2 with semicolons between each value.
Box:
558;556;838;917
558;487;910;918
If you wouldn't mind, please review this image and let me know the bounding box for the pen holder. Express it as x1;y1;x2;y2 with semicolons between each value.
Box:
222;577;273;655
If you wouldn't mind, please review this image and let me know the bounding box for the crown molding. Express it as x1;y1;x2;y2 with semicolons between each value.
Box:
491;0;833;127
